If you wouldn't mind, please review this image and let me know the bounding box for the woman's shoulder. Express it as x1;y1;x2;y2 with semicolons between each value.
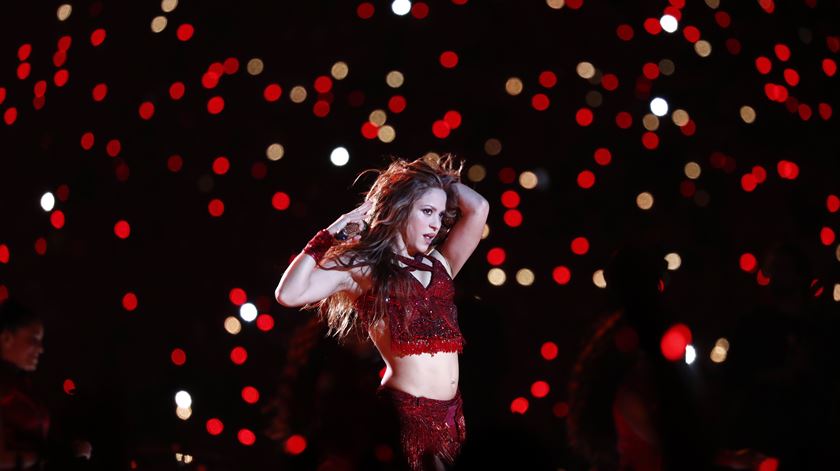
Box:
428;249;454;278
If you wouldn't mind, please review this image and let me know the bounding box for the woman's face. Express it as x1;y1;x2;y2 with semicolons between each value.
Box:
400;187;447;256
1;322;44;371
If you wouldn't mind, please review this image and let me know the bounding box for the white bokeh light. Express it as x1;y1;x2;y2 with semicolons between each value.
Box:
330;147;350;167
650;97;669;117
40;192;55;211
684;345;697;365
660;14;678;33
175;390;192;408
391;0;411;16
239;302;258;322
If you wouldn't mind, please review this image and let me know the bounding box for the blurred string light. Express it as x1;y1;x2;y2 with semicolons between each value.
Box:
175;407;192;420
467;164;486;182
505;77;523;96
246;58;264;75
386;70;404;88
592;269;606;288
175;390;192;408
224;316;242;335
546;0;565;9
57;4;72;21
488;268;506;286
40;192;55;211
289;86;307;103
331;61;349;80
833;283;840;302
637;192;654;210
740;106;757;123
660;14;678;33
650;97;669;117
516;268;535;286
161;0;178;12
576;62;595;79
151;16;168;33
519;171;538;189
695;40;712;57
665;253;682;270
330;147;349;166
484;138;502;155
369;109;387;126
239;302;257;322
685;162;701;179
684;345;697;364
175;454;194;464
391;0;411;16
266;143;284;161
710;337;729;363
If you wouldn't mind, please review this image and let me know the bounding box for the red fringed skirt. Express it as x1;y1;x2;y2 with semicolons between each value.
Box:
377;386;466;470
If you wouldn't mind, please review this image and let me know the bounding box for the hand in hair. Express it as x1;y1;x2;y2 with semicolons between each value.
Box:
326;200;372;241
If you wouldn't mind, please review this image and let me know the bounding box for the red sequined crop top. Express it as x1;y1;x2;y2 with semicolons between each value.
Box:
355;253;464;357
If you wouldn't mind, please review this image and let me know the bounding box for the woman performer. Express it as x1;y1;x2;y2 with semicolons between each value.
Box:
275;154;488;470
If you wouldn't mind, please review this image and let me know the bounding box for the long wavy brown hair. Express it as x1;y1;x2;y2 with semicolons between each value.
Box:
312;153;462;339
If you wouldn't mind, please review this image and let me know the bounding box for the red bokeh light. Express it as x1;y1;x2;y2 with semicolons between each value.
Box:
256;314;275;331
823;58;837;77
92;83;108;101
90;29;106;46
0;246;7;264
237;429;255;446
106;139;121;157
531;381;550;398
34;238;47;256
758;0;775;13
206;418;224;435
740;253;757;272
725;38;742;55
758;457;779;471
552;266;571;285
122;292;138;311
539;71;557;88
167;155;183;172
660;323;691;361
501;190;520;208
594;148;612;166
411;2;429;19
510;397;529;414
820;227;835;246
531;94;550;111
741;174;758;192
757;270;771;286
643;18;662;35
777;160;799;180
752;166;767;183
361;121;379;139
432;120;451;138
229;288;247;305
264;84;282;102
50;210;65;229
553;402;570;418
642;63;660;80
682;26;701;43
54;69;69;87
242;386;260;404
388;95;406;113
56;185;70;202
444;110;462;129
357;3;375;19
499;168;516;184
202;71;220;89
486;248;506;266
565;0;583;8
601;74;619;91
615;112;633;129
31;81;46;98
230;347;248;365
680;120;696;136
642;132;659;150
714;11;731;27
439;51;459;68
798;104;812;121
138;102;155;120
575;108;593;126
114;220;131;239
314;76;332;93
827;195;840;213
81;132;95;150
783;68;800;86
171;348;186;366
63;379;76;395
616;24;634;41
57;35;72;51
285;435;307;455
207;96;225;114
541;342;559;360
4;108;18;126
223;57;239;75
176;24;195;41
577;170;595;189
755;56;772;74
571;237;589;255
18;44;31;61
208;199;225;217
503;209;523;227
774;43;790;61
212;157;230;175
272;192;291;211
17;62;31;80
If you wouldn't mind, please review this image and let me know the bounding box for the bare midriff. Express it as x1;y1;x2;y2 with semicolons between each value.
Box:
369;320;459;401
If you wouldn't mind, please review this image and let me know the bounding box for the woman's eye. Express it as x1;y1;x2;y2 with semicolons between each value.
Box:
423;208;432;215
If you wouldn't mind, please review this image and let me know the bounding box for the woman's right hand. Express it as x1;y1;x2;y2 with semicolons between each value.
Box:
326;200;372;240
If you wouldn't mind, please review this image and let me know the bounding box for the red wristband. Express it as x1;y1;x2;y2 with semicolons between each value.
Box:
303;229;334;263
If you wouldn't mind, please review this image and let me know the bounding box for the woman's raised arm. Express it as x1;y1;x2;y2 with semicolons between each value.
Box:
275;201;371;307
439;182;490;278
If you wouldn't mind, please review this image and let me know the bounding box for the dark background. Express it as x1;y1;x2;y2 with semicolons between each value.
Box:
1;0;838;469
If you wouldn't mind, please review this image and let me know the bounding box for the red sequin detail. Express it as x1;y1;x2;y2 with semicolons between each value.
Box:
357;254;464;357
302;229;334;263
378;386;465;470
